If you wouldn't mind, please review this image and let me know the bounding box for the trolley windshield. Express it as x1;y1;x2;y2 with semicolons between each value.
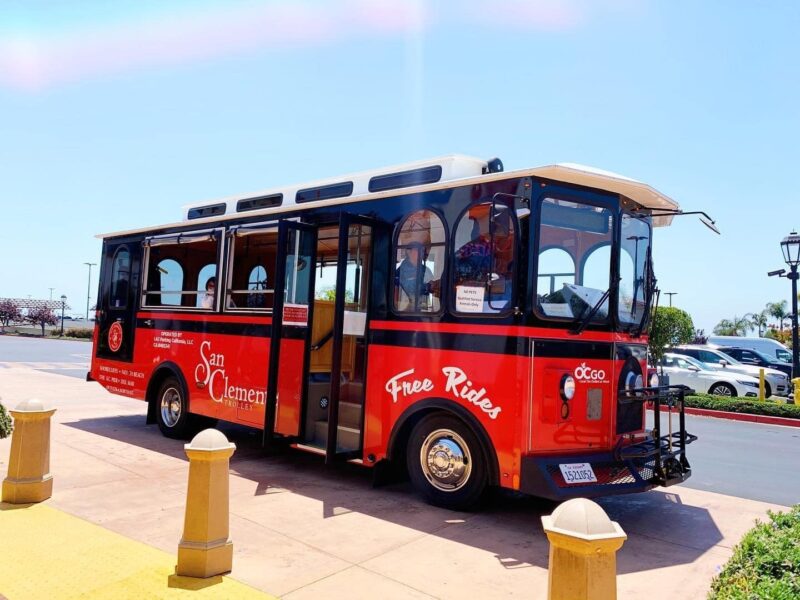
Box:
618;213;652;328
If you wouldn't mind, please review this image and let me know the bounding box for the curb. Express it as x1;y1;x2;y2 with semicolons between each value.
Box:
655;405;800;428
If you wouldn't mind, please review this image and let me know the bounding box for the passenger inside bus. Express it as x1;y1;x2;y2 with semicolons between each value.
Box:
453;203;514;313
200;276;216;308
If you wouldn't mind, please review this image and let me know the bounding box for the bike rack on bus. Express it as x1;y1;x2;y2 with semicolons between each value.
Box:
616;385;698;487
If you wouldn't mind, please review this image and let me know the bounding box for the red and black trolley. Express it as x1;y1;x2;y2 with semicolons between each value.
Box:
90;155;695;509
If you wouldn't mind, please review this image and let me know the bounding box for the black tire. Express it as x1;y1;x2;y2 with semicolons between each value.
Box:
155;376;191;438
406;414;489;510
765;382;772;398
708;382;737;397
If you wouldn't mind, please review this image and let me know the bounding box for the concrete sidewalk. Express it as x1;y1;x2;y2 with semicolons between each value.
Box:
0;366;787;599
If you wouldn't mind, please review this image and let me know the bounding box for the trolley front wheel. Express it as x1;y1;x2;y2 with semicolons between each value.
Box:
406;414;488;510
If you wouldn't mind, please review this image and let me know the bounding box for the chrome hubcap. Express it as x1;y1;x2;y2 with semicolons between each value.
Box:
420;429;472;492
713;385;732;397
160;387;182;427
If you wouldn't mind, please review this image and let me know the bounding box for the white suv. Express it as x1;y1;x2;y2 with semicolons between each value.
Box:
670;345;789;397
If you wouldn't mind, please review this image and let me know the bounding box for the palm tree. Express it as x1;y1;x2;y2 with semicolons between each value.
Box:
714;316;750;336
747;311;769;337
714;319;736;336
767;300;790;332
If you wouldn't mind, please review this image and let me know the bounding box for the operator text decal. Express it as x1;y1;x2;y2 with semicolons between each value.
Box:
385;367;502;420
195;340;265;408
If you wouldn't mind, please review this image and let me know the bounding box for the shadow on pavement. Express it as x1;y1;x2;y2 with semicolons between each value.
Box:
64;413;723;574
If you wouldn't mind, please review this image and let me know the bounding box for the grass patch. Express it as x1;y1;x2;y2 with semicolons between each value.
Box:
709;505;800;599
684;393;800;419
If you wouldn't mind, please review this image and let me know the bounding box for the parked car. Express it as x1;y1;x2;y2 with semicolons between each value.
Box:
669;345;789;397
708;335;792;364
659;353;760;397
716;347;792;378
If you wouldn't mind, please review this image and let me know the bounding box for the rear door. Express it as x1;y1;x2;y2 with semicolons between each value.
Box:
96;239;140;361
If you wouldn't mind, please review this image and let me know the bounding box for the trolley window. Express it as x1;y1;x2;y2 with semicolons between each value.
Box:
109;246;131;309
393;209;446;314
142;233;220;309
225;228;278;311
536;198;613;321
452;202;516;314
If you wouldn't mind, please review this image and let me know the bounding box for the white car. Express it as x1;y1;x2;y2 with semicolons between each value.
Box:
659;353;761;397
669;345;789;397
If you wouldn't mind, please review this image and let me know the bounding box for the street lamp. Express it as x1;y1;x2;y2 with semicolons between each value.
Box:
84;262;97;320
780;232;800;378
664;292;678;307
60;295;67;337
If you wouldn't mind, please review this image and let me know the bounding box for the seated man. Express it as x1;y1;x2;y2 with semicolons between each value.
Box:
395;241;440;312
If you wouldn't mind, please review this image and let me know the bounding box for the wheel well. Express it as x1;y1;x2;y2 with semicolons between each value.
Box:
145;363;189;424
387;399;499;486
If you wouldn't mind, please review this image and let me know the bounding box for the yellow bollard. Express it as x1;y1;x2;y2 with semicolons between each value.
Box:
176;429;236;578
541;498;627;600
2;398;57;504
759;369;766;401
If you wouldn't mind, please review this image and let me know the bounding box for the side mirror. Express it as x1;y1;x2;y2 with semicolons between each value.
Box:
719;360;729;367
688;366;701;372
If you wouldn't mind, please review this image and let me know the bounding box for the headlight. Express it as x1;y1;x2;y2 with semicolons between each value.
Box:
561;374;576;401
649;372;660;388
738;380;758;387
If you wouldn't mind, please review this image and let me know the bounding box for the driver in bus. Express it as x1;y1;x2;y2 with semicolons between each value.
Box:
396;239;440;312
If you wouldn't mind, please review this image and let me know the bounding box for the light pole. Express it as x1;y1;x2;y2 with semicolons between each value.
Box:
780;232;800;378
664;292;677;307
84;262;97;320
60;295;67;337
48;287;55;301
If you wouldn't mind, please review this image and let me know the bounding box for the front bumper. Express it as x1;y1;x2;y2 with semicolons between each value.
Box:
519;386;697;501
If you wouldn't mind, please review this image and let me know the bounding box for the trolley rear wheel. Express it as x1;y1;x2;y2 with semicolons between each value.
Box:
156;376;191;438
406;414;488;510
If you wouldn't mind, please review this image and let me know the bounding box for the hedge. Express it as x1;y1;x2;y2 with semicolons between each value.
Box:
684;393;800;420
0;402;11;439
709;505;800;599
65;327;93;339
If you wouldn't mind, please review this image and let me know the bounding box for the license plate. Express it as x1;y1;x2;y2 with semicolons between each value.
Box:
559;463;598;484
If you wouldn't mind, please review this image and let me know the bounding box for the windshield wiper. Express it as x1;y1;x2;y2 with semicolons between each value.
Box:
632;247;656;337
569;286;613;335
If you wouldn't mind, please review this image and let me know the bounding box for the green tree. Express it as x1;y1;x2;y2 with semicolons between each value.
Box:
649;306;695;363
747;310;769;337
713;315;749;336
767;300;790;332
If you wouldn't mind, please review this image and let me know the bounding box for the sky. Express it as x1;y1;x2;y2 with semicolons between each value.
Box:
0;0;798;331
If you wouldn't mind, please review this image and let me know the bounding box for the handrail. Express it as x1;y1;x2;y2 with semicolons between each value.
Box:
310;329;333;351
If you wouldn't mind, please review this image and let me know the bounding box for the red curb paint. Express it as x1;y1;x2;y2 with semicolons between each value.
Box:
654;405;800;428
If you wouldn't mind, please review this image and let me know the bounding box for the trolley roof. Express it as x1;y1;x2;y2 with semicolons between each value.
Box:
97;155;679;239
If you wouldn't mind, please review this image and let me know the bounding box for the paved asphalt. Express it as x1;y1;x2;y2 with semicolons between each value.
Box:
0;334;91;379
0;335;797;506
